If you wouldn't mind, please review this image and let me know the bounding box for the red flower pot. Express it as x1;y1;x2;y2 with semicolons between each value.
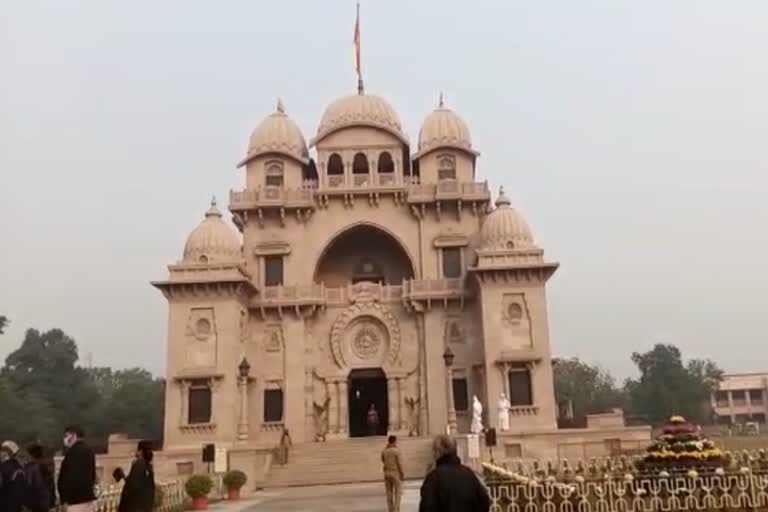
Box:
227;488;241;501
192;497;209;510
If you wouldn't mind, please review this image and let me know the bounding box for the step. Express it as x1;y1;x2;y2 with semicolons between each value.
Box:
264;437;434;488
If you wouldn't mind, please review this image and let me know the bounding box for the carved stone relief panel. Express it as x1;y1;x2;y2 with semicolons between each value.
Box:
184;308;217;368
261;323;284;380
445;316;465;344
501;293;533;350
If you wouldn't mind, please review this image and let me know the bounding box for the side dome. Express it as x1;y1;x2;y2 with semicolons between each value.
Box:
312;93;408;145
416;98;478;159
238;100;309;167
480;188;535;251
183;199;242;264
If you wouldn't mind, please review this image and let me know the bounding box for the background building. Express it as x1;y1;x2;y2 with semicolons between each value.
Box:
712;373;768;425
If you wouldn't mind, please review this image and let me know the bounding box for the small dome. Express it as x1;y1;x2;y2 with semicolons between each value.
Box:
479;188;535;251
416;96;478;159
239;100;309;167
312;93;407;146
183;199;242;264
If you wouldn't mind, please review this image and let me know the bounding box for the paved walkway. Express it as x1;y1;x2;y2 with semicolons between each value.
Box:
240;480;422;512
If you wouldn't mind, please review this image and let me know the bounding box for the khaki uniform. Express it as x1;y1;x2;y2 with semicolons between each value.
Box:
381;445;404;512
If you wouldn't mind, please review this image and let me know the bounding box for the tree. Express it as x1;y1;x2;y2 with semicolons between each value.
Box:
0;315;7;334
624;343;722;426
2;328;100;445
553;357;624;426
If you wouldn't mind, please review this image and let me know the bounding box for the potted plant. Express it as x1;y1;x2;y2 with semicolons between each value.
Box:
185;474;214;510
222;470;248;500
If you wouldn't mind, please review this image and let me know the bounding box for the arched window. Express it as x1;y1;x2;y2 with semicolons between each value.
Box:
378;152;394;174
327;153;344;175
265;162;284;187
352;152;369;174
438;155;456;181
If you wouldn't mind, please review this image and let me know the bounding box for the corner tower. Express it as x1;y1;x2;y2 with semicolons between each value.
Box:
471;189;559;433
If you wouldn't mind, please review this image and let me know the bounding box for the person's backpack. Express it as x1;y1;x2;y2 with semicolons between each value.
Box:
22;462;49;512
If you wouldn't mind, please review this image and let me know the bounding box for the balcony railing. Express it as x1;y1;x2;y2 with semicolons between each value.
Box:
407;181;491;203
402;278;466;301
252;279;465;309
229;187;314;210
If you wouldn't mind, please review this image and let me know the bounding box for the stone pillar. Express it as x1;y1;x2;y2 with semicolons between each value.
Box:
237;377;250;441
446;367;457;435
329;381;339;435
501;364;511;398
339;380;348;435
396;378;403;431
179;381;189;425
388;378;397;433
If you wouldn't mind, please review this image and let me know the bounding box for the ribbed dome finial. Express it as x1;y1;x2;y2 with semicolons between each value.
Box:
495;186;511;208
205;196;222;218
276;98;285;114
438;92;444;108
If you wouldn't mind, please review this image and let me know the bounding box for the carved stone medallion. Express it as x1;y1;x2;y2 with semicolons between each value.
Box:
329;302;401;369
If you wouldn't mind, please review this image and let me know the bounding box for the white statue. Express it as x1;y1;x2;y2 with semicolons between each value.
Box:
497;392;511;432
470;395;484;434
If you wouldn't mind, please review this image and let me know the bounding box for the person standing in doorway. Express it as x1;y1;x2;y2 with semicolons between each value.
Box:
381;436;404;512
57;426;96;512
367;403;380;436
118;441;155;512
419;435;491;512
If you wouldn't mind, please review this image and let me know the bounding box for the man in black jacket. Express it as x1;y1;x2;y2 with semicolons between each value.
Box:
419;435;491;512
57;426;96;512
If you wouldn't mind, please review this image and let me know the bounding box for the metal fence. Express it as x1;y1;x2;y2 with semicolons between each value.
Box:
483;460;768;512
78;474;225;512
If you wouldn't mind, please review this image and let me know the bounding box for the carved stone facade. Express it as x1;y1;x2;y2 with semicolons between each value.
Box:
153;90;563;449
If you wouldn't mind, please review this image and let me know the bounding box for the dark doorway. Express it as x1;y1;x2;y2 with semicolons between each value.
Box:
348;368;388;437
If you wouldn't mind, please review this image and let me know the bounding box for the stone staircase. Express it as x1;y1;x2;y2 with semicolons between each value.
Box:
265;436;435;488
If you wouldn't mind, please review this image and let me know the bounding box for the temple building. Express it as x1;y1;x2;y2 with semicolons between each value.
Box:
151;89;648;477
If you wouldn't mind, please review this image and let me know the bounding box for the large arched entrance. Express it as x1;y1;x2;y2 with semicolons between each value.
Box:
314;224;415;286
348;368;388;437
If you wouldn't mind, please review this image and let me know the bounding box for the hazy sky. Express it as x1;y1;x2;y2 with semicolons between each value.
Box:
1;1;766;379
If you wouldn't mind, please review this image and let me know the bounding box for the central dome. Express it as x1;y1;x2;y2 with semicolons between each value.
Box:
313;93;408;146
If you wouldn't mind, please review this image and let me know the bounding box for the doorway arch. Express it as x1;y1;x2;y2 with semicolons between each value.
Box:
348;368;388;437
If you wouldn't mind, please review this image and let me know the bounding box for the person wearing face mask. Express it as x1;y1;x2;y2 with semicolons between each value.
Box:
57;426;96;512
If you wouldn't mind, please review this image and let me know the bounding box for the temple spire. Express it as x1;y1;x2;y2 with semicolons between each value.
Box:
276;98;285;113
439;92;444;108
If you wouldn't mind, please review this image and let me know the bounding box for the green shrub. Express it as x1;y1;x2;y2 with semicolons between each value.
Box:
222;470;247;491
184;475;213;499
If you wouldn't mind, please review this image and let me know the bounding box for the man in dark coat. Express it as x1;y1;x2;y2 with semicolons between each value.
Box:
57;425;96;512
419;435;491;512
0;441;25;512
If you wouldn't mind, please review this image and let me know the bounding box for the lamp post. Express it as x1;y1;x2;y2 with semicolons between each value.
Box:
443;346;458;435
237;357;251;441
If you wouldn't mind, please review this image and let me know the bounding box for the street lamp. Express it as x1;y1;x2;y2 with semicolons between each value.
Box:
237;357;251;441
443;346;458;434
238;357;251;379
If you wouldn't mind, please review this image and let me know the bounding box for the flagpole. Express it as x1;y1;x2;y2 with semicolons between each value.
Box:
354;2;364;94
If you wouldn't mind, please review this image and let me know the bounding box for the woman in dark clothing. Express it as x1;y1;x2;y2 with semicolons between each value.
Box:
117;441;155;512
